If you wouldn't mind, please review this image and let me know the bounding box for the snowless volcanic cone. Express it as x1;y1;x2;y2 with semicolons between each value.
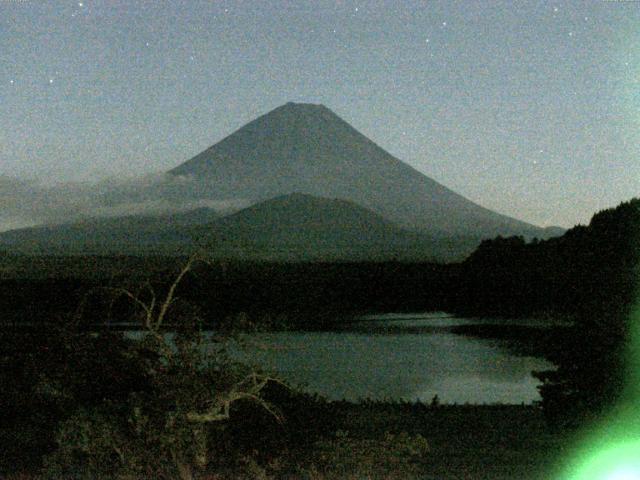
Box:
170;102;551;239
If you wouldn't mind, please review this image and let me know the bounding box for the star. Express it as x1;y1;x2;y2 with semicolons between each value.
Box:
442;21;447;27
425;38;430;43
553;6;559;13
568;32;574;37
49;78;54;84
78;2;83;6
9;79;14;85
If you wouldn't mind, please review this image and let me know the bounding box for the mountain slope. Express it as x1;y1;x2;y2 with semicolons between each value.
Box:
194;193;478;261
0;193;477;261
0;208;219;255
170;102;552;239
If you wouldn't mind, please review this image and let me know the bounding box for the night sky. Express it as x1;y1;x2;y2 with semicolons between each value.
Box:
1;0;638;228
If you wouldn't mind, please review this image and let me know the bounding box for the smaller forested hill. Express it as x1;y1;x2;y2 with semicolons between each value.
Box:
192;193;478;262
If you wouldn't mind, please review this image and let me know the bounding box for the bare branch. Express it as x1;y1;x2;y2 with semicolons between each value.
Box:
232;373;286;395
185;391;284;424
145;281;157;315
110;287;153;324
185;409;229;423
155;255;197;330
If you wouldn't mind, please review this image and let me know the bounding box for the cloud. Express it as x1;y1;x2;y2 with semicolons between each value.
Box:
0;174;251;232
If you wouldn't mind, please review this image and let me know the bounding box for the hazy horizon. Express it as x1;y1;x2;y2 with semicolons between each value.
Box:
2;1;638;228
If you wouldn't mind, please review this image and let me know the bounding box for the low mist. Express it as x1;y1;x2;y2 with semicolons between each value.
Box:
0;173;250;233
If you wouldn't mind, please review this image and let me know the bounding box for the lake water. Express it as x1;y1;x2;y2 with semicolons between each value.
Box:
237;313;554;405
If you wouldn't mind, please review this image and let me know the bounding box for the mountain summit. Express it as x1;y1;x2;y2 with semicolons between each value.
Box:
170;102;547;238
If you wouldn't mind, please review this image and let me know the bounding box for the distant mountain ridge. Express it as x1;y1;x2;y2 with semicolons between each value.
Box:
0;208;219;255
0;194;478;261
170;102;554;239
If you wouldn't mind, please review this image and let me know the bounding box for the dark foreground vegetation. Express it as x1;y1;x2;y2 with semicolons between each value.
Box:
458;199;640;430
0;257;455;329
1;198;638;478
0;306;566;479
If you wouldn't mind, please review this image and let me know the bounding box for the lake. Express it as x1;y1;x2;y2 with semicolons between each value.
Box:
236;312;555;405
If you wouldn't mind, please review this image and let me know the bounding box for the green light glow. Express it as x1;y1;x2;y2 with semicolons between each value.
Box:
609;468;640;480
565;439;640;480
561;301;640;479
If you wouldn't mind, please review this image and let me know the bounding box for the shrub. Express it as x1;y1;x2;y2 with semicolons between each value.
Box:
41;256;284;480
298;430;430;479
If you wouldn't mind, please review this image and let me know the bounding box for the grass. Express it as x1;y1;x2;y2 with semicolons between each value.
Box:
3;402;570;479
324;402;568;480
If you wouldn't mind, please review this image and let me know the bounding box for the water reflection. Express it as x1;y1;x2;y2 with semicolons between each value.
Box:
127;313;555;404
242;313;554;404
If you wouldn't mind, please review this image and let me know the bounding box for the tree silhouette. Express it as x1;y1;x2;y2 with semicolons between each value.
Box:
459;198;640;426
